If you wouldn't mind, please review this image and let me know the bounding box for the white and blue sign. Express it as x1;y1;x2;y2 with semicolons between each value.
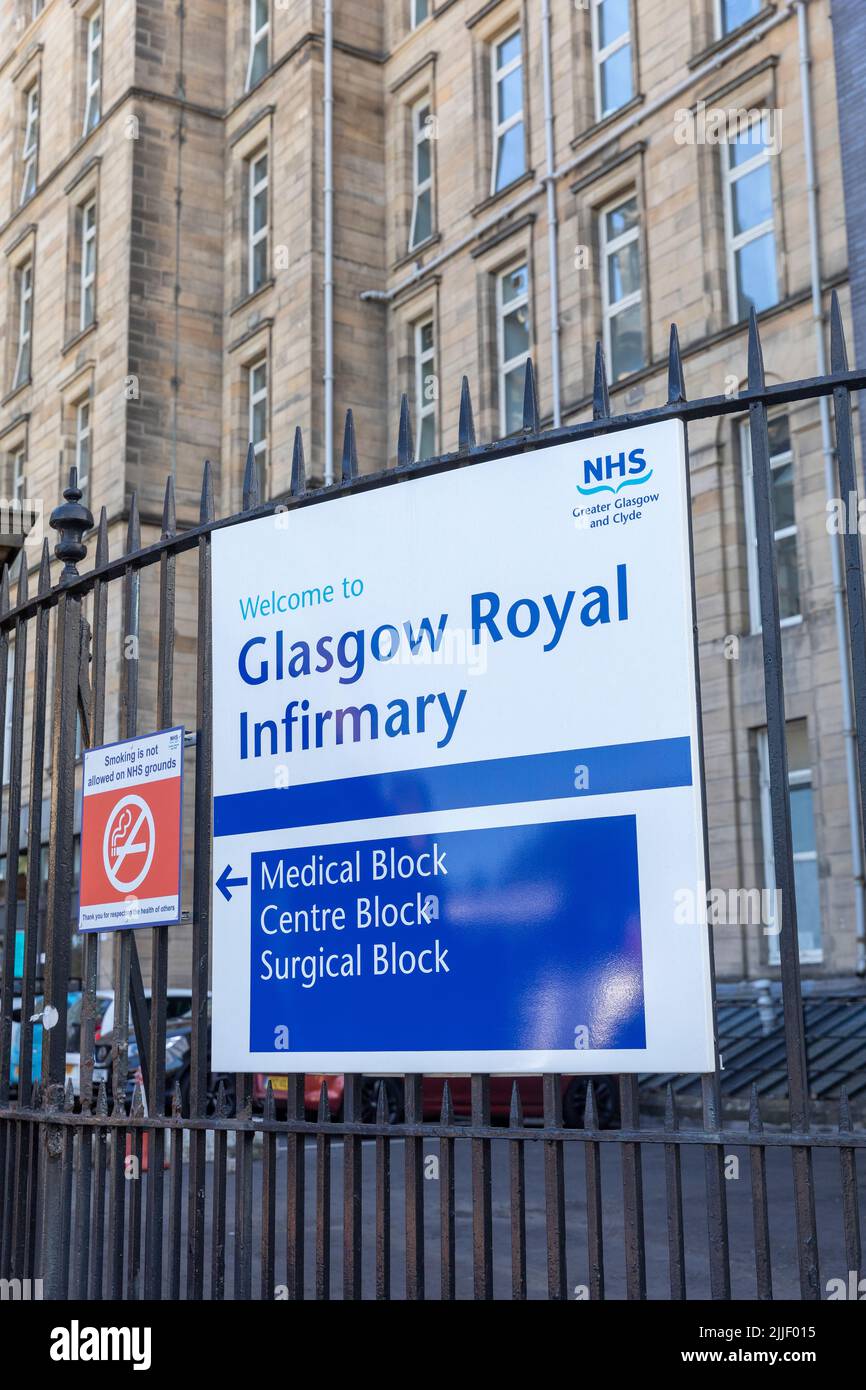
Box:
210;420;715;1074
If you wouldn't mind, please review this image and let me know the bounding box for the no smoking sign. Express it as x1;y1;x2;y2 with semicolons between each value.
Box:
79;727;184;932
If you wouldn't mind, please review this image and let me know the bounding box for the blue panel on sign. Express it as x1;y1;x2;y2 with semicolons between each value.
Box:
249;816;646;1053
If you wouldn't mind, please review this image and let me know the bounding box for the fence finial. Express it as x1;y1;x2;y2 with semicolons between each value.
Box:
341;409;358;483
318;1078;331;1123
838;1085;852;1133
667;324;687;404
95;507;109;569
592;342;611;420
458;375;476;453
242;441;260;511
291;427;306;496
747;307;765;391
200;460;215;524
830;290;849;374
508;1079;523;1128
0;567;8;619
38;537;51;596
583;1078;598;1130
522;358;540;434
126;491;140;556
161;475;176;539
397;393;415;467
748;1082;763;1133
664;1081;678;1131
49;468;94;581
16;548;28;606
440;1078;454;1126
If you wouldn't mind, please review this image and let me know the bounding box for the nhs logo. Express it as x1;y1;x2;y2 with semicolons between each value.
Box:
576;447;653;496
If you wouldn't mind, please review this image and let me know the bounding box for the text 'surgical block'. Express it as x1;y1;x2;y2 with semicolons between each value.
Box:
249;817;645;1055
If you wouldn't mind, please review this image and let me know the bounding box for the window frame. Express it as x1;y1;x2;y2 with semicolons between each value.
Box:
599;191;643;383
80;197;97;332
74;398;92;505
490;26;525;198
248;356;268;495
722;114;778;324
714;0;762;39
414;317;437;460
409;99;434;251
496;261;531;438
247;149;269;296
591;0;634;123
411;0;430;29
741;416;800;632
10;446;26;504
245;0;270;93
757;727;822;965
83;8;102;136
13;260;34;392
20;81;40;206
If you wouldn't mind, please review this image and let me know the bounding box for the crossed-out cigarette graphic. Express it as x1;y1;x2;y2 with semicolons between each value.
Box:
102;795;156;894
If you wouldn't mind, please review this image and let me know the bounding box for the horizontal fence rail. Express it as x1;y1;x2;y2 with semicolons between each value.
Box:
0;302;864;1300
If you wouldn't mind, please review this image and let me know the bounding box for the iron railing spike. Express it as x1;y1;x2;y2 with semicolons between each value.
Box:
458;375;476;453
508;1079;523;1128
31;1079;42;1109
242;440;259;511
0;565;10;618
96;1080;108;1117
290;427;306;497
376;1080;387;1126
200;459;215;524
38;537;52;594
95;507;109;568
838;1085;852;1133
341;409;358;482
126;490;140;555
667;323;687;404
131;1080;144;1119
397;393;415;467
318;1077;331;1123
522;358;540;433
584;1077;598;1130
664;1081;678;1131
830;289;850;375
440;1078;454;1126
748;1082;763;1133
64;1077;75;1111
172;1079;183;1119
747;307;766;391
16;549;28;605
265;1079;274;1122
161;474;177;539
592;341;611;420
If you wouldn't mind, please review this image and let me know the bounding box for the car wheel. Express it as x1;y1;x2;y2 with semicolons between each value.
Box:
562;1076;621;1130
360;1078;404;1125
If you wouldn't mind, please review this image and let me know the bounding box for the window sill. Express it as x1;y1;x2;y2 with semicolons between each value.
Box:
471;169;536;219
61;321;98;357
569;95;645;153
392;232;441;272
688;6;778;71
1;379;32;410
231;279;275;317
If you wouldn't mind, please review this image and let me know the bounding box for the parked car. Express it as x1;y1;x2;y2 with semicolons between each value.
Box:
252;1072;620;1127
93;996;234;1117
9;992;96;1100
92;989;193;1093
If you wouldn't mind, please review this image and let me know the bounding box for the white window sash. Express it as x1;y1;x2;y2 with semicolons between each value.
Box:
83;12;102;133
20;85;39;204
11;450;26;503
599;198;641;373
757;731;822;964
741;423;800;632
80;200;97;330
245;3;270;92
496;264;529;437
75;402;91;502
591;0;632;122
249;360;268;485
248;155;268;294
409;102;433;250
14;265;33;389
411;0;429;29
414;320;436;454
722;122;775;323
490;30;523;196
715;0;761;40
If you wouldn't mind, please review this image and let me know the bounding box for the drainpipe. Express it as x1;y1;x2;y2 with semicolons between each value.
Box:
796;0;866;972
540;0;562;427
323;0;335;484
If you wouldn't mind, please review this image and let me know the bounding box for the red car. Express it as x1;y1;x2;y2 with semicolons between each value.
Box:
253;1073;620;1128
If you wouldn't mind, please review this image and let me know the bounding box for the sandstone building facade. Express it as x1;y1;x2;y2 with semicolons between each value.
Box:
0;0;861;987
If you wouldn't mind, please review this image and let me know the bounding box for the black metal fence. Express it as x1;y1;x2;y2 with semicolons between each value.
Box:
1;302;865;1300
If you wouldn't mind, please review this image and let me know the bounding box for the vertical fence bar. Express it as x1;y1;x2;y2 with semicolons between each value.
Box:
375;1084;392;1301
748;1085;772;1300
315;1080;332;1300
343;1072;362;1299
619;1075;646;1299
90;1083;108;1298
234;1072;254;1300
260;1083;276;1300
405;1073;425;1300
838;1091;861;1289
211;1083;229;1300
543;1074;567;1300
167;1085;183;1300
663;1084;686;1300
584;1082;605;1302
439;1082;456;1301
747;311;819;1299
508;1082;527;1301
285;1074;305;1300
470;1073;492;1300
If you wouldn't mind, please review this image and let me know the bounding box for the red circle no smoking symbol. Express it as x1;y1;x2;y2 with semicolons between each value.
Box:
102;795;156;894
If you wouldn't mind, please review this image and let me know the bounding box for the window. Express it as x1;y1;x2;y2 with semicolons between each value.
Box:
591;0;633;121
13;261;33;391
415;319;436;460
716;0;761;37
742;415;799;631
496;263;530;436
83;10;102;135
411;0;430;27
409;101;433;250
247;151;269;294
249;358;268;494
600;194;643;381
80;199;97;330
491;29;525;195
32;0;45;18
9;447;26;504
20;83;39;205
246;0;269;91
758;722;821;963
3;652;13;784
75;399;92;504
723;115;778;321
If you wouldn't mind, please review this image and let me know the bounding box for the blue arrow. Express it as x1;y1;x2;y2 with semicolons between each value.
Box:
217;864;248;902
